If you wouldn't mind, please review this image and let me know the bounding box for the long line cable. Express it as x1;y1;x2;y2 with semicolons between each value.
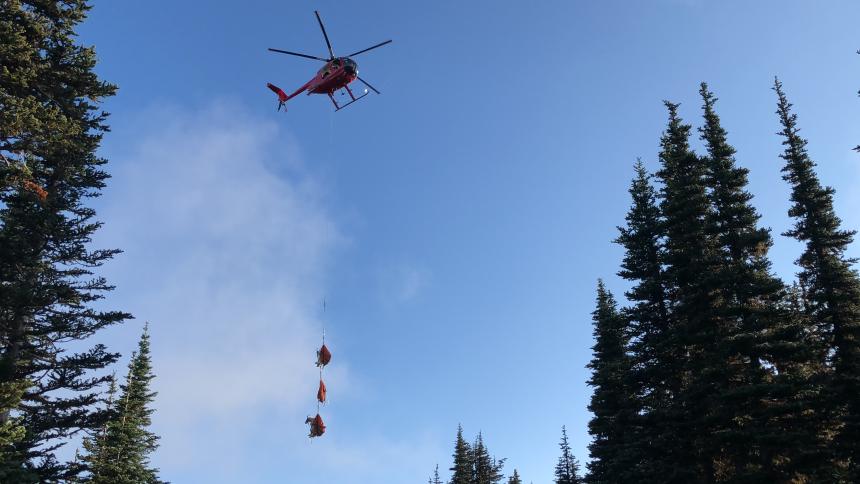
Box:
318;298;326;415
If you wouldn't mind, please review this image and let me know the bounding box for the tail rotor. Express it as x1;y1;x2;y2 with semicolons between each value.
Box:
267;83;289;111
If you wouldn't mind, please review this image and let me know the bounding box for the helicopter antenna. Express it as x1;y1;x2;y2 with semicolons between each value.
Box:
314;11;335;60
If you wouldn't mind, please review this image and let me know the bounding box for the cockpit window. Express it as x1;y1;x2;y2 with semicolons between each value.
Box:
317;58;356;78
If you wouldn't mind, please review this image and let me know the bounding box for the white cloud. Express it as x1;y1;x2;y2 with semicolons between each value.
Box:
96;102;345;479
93;101;442;483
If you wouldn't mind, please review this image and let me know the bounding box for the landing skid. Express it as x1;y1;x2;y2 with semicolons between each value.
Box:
328;84;369;111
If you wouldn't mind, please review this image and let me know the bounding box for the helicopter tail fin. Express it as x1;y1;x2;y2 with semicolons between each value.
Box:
267;83;289;111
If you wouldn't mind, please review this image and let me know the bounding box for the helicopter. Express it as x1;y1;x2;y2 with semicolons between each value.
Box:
267;11;392;112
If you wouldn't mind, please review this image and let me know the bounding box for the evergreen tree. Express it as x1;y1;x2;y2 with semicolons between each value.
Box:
697;83;786;480
698;83;830;481
654;101;717;482
555;426;581;484
450;425;473;484
430;464;443;484
0;379;34;482
471;432;505;484
78;376;119;480
0;382;26;448
507;469;522;484
80;326;161;483
0;1;129;480
775;78;860;481
585;283;629;484
613;160;671;482
775;280;831;481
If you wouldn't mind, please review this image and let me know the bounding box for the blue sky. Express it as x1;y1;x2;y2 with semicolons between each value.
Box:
75;1;860;482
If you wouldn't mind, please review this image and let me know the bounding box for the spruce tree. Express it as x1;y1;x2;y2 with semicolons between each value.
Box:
0;382;26;448
585;283;629;484
0;379;33;482
774;280;831;481
613;160;671;482
698;83;831;481
697;83;787;480
654;101;717;482
430;464;443;484
78;376;119;480
555;426;581;484
0;1;129;480
507;469;522;484
450;425;473;484
80;326;161;484
774;78;860;481
471;432;505;484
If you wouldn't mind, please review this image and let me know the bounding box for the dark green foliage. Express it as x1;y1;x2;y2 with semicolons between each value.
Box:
472;432;505;484
775;78;860;481
430;464;443;484
0;381;26;448
613;160;672;482
0;379;35;483
507;469;522;484
450;425;473;484
555;426;582;484
697;83;793;481
583;82;860;483
585;283;629;484
78;375;119;481
0;1;129;480
80;326;162;483
698;83;833;482
699;83;770;270
654;101;718;482
447;426;506;484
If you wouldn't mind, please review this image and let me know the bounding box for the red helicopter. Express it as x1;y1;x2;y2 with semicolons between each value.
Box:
267;11;392;112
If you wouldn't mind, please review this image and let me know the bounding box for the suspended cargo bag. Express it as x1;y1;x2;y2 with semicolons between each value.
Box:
317;379;327;403
306;413;326;437
316;344;331;367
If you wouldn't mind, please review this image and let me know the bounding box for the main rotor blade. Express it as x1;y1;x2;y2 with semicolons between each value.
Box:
314;10;335;59
346;40;393;58
268;48;328;61
356;75;380;94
